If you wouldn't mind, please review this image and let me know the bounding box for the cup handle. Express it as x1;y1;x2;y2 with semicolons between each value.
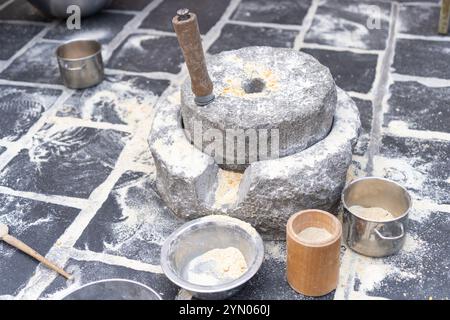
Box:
63;63;86;71
374;223;404;240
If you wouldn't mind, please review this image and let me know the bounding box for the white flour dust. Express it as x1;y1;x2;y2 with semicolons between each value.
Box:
76;80;158;129
349;205;395;222
296;227;333;243
183;247;248;286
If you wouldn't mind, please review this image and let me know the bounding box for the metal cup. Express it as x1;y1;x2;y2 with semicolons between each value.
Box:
56;40;104;89
342;177;412;257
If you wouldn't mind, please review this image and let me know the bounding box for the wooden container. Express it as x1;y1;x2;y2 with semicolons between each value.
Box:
286;209;342;297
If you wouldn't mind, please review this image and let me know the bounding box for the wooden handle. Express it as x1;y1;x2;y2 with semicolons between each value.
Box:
439;0;450;35
172;11;214;103
3;234;71;279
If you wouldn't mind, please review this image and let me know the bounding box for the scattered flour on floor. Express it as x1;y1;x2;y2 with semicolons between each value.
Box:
349;205;395;221
183;247;248;286
80;80;157;129
339;230;429;299
296;227;333;243
264;241;285;261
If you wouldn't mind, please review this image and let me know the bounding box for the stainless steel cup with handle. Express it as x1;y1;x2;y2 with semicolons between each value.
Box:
56;40;104;89
342;177;412;257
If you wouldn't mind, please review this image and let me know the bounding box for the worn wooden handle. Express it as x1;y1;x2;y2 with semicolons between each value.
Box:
172;12;214;101
439;0;450;35
2;234;71;279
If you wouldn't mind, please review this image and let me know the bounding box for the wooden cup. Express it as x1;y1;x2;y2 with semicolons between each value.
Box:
286;209;342;297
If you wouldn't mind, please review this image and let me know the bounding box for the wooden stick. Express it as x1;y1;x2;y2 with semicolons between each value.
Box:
0;225;71;279
439;0;450;35
172;9;214;105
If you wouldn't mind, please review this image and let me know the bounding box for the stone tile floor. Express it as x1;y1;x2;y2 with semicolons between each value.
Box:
0;0;448;300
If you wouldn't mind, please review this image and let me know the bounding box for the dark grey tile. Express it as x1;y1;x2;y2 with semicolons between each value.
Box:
0;195;80;296
0;0;51;22
75;171;182;265
0;125;129;198
107;33;183;74
368;211;450;300
108;0;152;11
385;81;450;133
0;22;43;60
56;74;169;126
41;258;179;300
231;241;333;300
208;24;297;54
0;85;62;142
305;0;391;50
0;42;61;84
140;0;231;35
302;48;378;94
379;135;450;204
398;5;449;37
353;98;373;156
231;0;311;25
393;39;450;79
43;12;133;45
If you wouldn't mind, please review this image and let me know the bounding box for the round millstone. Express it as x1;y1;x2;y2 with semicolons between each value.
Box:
181;46;337;171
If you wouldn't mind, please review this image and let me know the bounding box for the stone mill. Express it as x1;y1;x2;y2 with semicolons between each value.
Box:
149;10;361;239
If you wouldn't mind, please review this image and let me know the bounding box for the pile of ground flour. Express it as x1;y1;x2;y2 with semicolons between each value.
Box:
183;247;248;286
349;205;395;221
296;227;333;243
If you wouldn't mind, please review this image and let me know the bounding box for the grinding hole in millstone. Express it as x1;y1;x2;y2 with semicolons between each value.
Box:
242;78;266;94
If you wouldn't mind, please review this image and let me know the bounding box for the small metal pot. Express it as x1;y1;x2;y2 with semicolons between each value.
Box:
342;177;412;257
56;40;104;89
160;215;264;300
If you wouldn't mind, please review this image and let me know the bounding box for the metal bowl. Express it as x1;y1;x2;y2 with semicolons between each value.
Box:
161;215;264;300
27;0;112;18
61;279;162;300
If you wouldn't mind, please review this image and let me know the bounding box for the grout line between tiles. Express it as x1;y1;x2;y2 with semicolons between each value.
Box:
293;0;320;50
227;19;303;31
0;186;89;209
391;73;450;86
0;78;66;90
397;33;450;42
384;120;450;142
104;68;176;81
366;2;399;175
134;28;177;37
301;42;383;55
66;248;163;273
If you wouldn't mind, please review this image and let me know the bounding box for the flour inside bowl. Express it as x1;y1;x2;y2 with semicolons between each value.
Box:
183;247;248;286
296;227;333;243
349;205;395;221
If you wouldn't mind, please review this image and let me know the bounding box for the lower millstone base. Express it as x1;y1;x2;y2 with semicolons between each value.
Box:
149;88;361;239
